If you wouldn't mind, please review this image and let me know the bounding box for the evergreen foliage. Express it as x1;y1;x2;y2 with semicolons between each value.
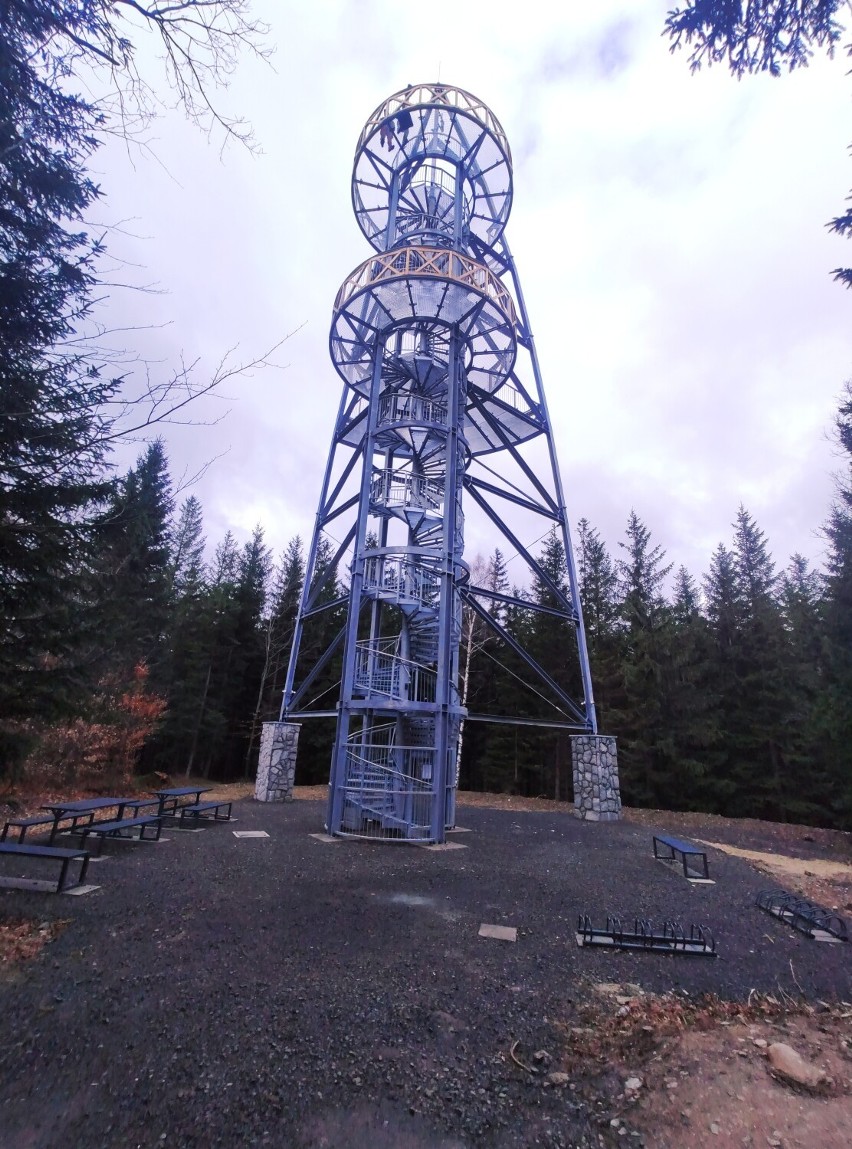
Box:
820;382;852;819
664;1;852;285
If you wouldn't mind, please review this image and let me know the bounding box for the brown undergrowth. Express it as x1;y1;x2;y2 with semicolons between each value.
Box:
0;917;68;972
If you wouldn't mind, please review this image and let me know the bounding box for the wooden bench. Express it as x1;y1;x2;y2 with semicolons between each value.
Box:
0;842;91;892
77;815;163;857
2;811;95;844
178;801;232;826
653;834;710;881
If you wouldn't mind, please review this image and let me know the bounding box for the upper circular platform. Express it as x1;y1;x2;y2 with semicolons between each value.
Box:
352;83;513;252
330;246;517;396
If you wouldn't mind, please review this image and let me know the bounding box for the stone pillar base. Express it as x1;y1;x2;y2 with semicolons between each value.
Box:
255;722;300;802
571;734;621;821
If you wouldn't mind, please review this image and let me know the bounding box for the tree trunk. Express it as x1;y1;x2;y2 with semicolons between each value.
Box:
185;662;212;777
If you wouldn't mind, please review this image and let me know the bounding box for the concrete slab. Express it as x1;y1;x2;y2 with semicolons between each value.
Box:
309;833;340;844
478;923;517;942
233;831;270;839
418;842;468;852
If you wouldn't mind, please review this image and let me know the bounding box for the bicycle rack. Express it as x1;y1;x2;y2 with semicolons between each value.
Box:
576;914;717;957
756;889;848;943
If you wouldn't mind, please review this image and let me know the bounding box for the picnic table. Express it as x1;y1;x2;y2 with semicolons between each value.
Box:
153;786;212;816
40;797;137;845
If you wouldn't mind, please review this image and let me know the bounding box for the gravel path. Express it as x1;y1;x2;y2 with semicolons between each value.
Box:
1;800;849;1148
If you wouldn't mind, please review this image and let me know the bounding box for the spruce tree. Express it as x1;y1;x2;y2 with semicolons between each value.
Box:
614;511;673;807
662;566;721;810
242;536;306;774
0;4;114;729
730;507;792;819
778;553;831;821
576;518;621;727
820;383;852;824
702;543;743;811
294;535;346;784
148;497;211;775
95;440;174;677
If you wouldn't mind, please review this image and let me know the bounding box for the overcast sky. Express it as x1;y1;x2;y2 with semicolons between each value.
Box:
93;1;852;584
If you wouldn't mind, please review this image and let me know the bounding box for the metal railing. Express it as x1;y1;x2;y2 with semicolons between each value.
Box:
370;469;443;512
363;555;440;606
354;641;437;703
334;246;517;328
378;393;447;428
357;83;512;168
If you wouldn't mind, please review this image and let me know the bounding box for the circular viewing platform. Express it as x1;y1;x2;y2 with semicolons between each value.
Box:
330;246;517;396
352;83;513;251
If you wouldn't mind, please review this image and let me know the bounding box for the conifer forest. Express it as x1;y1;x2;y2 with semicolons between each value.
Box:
2;3;852;832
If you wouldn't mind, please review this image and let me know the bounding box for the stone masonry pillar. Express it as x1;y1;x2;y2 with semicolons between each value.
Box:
255;722;300;802
570;734;621;821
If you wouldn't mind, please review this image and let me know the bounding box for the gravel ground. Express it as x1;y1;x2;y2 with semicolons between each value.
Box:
0;800;849;1149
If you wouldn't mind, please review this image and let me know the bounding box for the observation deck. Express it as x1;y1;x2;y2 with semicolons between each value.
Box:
352;83;513;252
330;245;517;396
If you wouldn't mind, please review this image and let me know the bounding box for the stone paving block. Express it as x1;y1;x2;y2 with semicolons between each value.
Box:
478;923;517;942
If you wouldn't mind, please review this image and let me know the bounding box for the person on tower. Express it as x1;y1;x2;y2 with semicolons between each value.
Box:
379;118;395;152
396;107;414;143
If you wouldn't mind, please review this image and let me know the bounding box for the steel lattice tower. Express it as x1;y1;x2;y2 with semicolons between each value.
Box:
281;84;601;842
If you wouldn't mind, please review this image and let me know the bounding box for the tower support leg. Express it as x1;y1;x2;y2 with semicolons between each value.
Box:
255;722;301;803
570;735;621;821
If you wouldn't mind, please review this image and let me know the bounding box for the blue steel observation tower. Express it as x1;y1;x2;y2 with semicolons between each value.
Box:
281;84;603;842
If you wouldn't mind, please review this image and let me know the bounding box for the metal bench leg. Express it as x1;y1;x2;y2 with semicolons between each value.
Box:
58;857;71;892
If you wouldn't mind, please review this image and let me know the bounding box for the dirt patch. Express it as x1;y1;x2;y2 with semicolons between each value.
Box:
631;1014;851;1149
698;840;852;910
557;985;852;1149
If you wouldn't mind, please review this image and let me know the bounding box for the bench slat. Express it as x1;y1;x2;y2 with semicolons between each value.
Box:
0;842;88;860
81;815;159;834
0;840;90;892
653;835;710;880
78;814;162;857
654;834;702;855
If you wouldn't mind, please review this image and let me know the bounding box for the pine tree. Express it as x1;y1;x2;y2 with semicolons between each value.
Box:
524;529;579;798
169;496;206;599
0;4;115;732
702;543;743;811
778;553;831;821
294;536;346;784
179;531;240;777
202;525;271;777
242;536;306;774
730;507;793;819
95;440;174;677
148;498;211;776
820;383;852;825
576;517;621;726
614;511;674;807
661;566;721;809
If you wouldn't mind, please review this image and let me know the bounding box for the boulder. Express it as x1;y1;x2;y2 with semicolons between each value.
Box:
767;1042;825;1088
